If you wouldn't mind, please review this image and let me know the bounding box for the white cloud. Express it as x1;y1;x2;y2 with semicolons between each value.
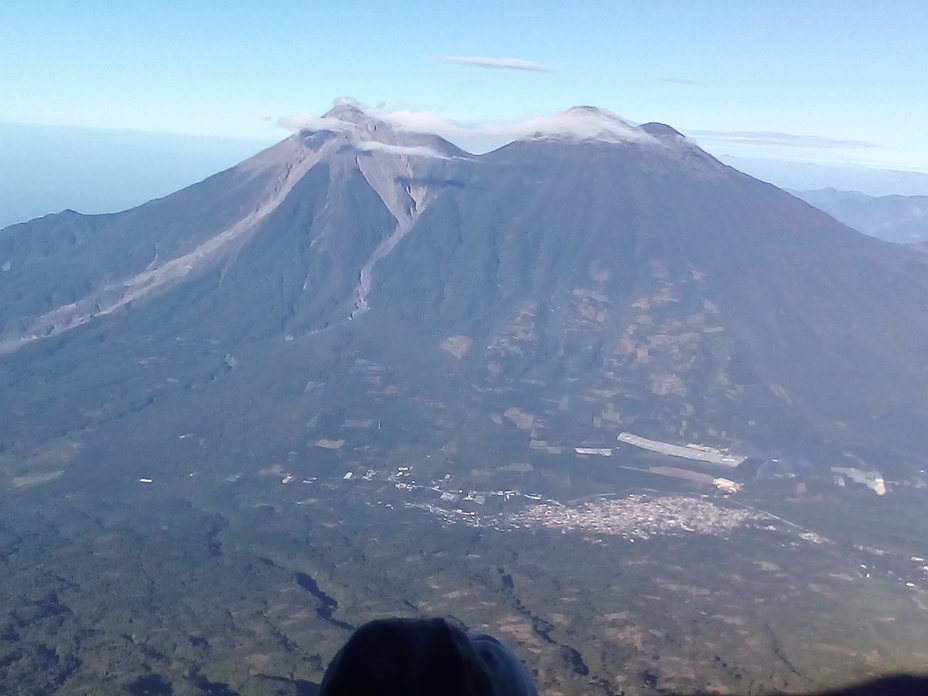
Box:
685;129;899;171
276;112;353;132
367;108;468;139
276;100;659;153
274;99;928;173
688;129;874;149
481;108;650;143
356;104;649;145
442;56;553;72
355;141;450;159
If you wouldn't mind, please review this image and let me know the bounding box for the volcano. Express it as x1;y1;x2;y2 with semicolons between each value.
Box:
3;104;928;488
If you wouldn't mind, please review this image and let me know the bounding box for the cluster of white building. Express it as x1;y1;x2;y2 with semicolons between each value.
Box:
505;494;767;540
830;467;887;496
405;492;768;541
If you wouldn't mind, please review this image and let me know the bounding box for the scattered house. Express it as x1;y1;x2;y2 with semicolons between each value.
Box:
712;477;741;494
830;467;887;495
530;440;565;454
315;439;346;450
575;447;612;456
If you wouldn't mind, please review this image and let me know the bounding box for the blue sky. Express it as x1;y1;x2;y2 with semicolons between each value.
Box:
1;0;927;224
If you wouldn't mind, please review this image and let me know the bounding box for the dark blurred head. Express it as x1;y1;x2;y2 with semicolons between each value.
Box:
319;618;498;696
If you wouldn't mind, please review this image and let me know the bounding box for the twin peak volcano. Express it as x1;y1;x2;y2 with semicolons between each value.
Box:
2;103;928;486
313;102;680;152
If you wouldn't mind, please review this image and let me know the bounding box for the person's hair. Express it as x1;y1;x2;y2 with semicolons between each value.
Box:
319;617;499;696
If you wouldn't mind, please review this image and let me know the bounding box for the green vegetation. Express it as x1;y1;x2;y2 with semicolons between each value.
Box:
3;469;928;696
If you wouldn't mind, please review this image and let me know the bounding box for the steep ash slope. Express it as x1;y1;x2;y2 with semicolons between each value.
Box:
373;128;928;459
0;104;463;352
2;107;928;481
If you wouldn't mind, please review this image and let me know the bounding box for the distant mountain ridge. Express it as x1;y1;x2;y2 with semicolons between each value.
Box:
791;188;928;243
3;105;928;488
718;155;928;197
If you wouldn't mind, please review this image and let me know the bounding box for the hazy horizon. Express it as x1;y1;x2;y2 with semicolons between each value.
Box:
4;115;928;231
3;0;927;229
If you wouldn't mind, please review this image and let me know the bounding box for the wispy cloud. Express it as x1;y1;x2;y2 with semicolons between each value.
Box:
660;77;703;87
276;113;354;133
355;141;450;159
275;99;926;172
369;108;466;138
442;56;553;72
276;100;658;152
486;109;649;142
688;130;874;149
684;128;899;170
370;104;649;144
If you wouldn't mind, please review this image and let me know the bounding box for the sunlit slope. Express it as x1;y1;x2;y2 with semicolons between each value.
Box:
373;129;928;465
2;107;928;482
